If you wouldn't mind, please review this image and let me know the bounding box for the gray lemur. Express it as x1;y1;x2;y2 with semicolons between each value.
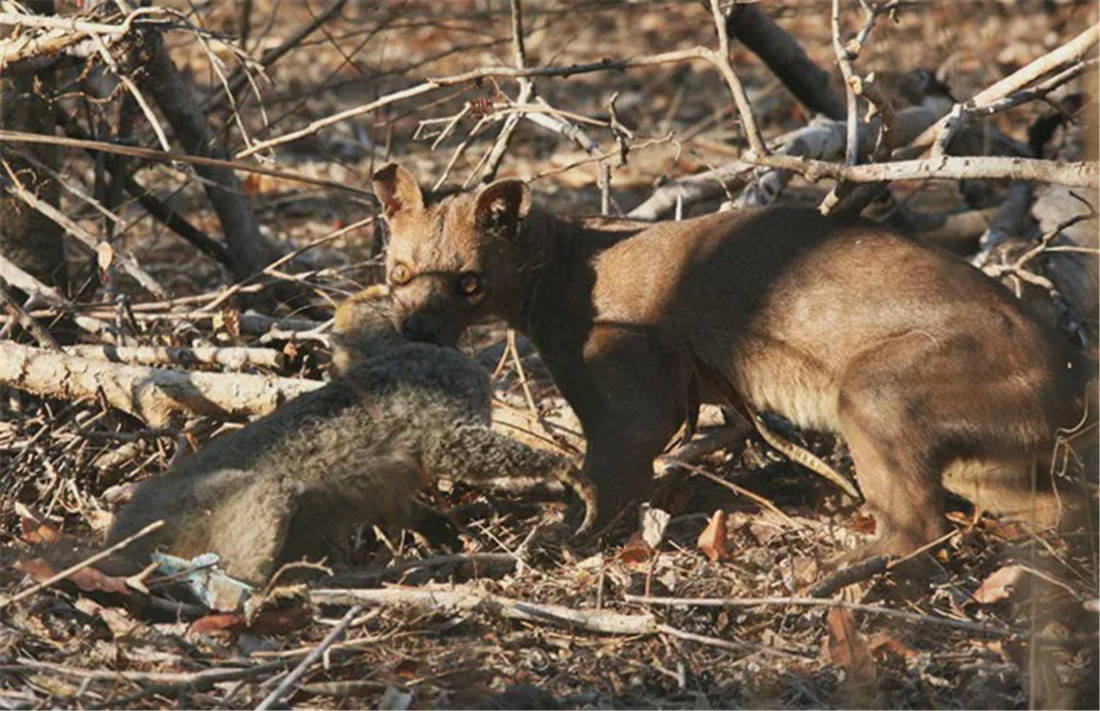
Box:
104;285;596;585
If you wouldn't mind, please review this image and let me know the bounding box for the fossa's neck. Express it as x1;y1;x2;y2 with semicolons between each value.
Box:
501;208;636;342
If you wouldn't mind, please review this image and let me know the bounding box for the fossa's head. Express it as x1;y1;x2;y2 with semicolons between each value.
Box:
330;284;405;371
371;163;532;346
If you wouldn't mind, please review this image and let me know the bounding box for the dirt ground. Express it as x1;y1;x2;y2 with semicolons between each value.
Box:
1;1;1098;708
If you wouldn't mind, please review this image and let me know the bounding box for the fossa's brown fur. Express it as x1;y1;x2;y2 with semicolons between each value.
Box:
374;163;1092;561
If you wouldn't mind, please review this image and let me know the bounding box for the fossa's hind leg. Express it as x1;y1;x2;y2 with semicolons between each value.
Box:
942;454;1069;529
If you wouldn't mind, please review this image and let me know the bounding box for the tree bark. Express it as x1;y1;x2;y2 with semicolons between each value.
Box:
726;3;846;121
135;30;280;286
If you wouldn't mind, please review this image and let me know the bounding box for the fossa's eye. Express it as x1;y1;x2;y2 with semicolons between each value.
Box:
457;273;482;296
390;263;412;286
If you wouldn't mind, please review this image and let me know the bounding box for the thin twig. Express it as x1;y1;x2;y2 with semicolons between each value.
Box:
236;40;767;159
0;129;373;196
254;604;363;710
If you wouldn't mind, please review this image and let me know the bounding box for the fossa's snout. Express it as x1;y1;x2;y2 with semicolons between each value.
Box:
398;309;461;347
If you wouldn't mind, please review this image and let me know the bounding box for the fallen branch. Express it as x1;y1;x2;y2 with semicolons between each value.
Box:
628;101;948;219
726;2;846;120
312;586;656;635
7;656;290;686
0;342;323;427
0;8;167;37
63;344;285;370
0;254;69;308
0;279;59;349
0;129;372;196
624;594;1018;638
754;153;1098;189
310;586;802;658
807;556;889;598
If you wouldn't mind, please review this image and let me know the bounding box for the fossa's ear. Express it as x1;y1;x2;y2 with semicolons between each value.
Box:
371;164;424;219
474;179;531;239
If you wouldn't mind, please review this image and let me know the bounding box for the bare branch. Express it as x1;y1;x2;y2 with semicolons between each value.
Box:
911;23;1100;151
755;153;1098;189
237;40;769;160
0;342;324;427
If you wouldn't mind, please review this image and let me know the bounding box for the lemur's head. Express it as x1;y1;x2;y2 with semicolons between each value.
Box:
330;284;406;372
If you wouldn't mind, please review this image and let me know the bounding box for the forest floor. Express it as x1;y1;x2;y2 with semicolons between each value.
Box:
2;1;1098;708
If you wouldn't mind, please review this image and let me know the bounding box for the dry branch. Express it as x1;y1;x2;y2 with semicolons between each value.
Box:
0;341;323;427
726;1;846;120
313;586;658;635
0;129;372;196
311;586;803;658
0;253;69;308
236;42;767;160
910;23;1100;151
0;9;166;36
624;594;1018;638
754;154;1098;189
138;32;282;285
63;344;285;370
254;604;362;711
629;102;949;219
0;520;164;610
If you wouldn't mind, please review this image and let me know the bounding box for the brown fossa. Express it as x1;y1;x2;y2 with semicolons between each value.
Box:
373;163;1092;562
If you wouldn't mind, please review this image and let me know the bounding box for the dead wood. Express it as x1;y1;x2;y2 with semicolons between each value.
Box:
62;344;285;370
910;23;1100;151
624;594;1019;638
753;153;1098;189
0;341;323;427
808;555;889;598
726;2;846;120
312;586;660;635
254;604;362;711
0;279;58;349
628;102;950;219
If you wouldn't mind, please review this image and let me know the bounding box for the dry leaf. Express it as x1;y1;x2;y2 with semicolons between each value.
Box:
213;309;241;340
825;607;874;682
972;564;1027;604
95;242;114;271
697;509;730;563
18;506;62;544
14;557;130;596
868;632;920;662
640;504;670;548
189;606;311;635
618;531;656;568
